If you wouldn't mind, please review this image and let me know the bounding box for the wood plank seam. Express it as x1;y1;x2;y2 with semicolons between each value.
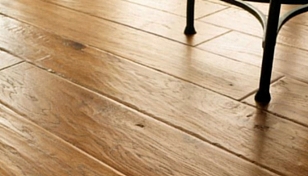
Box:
0;103;127;176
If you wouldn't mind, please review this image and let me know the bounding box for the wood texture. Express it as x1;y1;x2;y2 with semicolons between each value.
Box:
43;0;229;46
40;45;308;175
0;63;279;176
0;0;307;175
200;5;308;50
198;31;308;82
245;78;308;127
0;27;307;174
121;0;228;18
0;1;281;100
0;51;22;70
200;7;264;37
0;104;124;176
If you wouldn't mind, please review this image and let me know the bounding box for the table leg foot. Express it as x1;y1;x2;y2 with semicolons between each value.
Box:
255;90;271;105
184;26;196;35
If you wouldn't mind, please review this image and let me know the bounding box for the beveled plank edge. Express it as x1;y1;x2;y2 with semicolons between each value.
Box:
121;0;230;18
0;3;304;173
34;47;287;176
0;102;126;176
0;48;24;70
197;3;308;50
0;38;285;174
41;0;229;46
0;10;257;101
243;76;308;128
0;25;294;175
0;62;282;176
0;0;306;175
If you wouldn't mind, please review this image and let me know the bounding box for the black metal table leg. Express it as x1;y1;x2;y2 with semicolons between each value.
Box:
185;0;196;35
255;0;281;104
185;0;308;104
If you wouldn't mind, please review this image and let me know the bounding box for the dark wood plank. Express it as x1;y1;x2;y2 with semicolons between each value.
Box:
0;104;124;176
43;0;228;46
0;2;282;100
0;63;280;176
0;51;22;70
245;77;308;127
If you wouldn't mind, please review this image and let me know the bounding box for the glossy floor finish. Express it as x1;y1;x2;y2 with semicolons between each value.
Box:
0;0;307;175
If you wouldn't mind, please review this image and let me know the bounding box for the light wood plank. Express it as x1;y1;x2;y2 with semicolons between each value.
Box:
40;44;308;176
288;12;308;26
0;63;280;176
200;2;304;33
0;104;124;176
43;0;228;46
200;5;308;50
0;3;281;100
278;21;308;50
200;7;264;37
198;31;308;83
121;0;227;18
2;31;308;175
245;77;308;127
0;18;50;61
0;51;22;70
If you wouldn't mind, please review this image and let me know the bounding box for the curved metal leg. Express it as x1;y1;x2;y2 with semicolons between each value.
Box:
255;0;281;104
278;4;308;31
184;0;308;103
184;0;196;35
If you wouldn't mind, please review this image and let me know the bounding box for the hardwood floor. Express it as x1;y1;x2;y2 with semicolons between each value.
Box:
0;0;307;175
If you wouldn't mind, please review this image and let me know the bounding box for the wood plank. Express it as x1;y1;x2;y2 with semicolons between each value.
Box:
121;0;228;18
278;21;308;50
0;104;124;176
0;63;280;176
0;3;281;100
245;77;308;127
199;5;308;50
43;0;229;46
0;51;22;70
39;43;308;176
288;12;308;26
0;18;50;61
3;30;308;175
199;7;264;37
198;31;308;83
199;3;302;32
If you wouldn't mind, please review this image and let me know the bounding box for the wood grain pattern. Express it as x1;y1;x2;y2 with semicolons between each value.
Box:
245;77;308;127
121;0;228;18
198;31;308;82
278;21;308;50
40;45;308;176
0;104;124;176
0;2;280;100
1;32;307;175
200;5;308;50
0;16;50;62
43;0;228;46
200;7;264;37
0;51;22;70
0;63;279;176
0;0;307;175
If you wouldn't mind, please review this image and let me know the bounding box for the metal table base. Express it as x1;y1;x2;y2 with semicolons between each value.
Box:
185;0;308;104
